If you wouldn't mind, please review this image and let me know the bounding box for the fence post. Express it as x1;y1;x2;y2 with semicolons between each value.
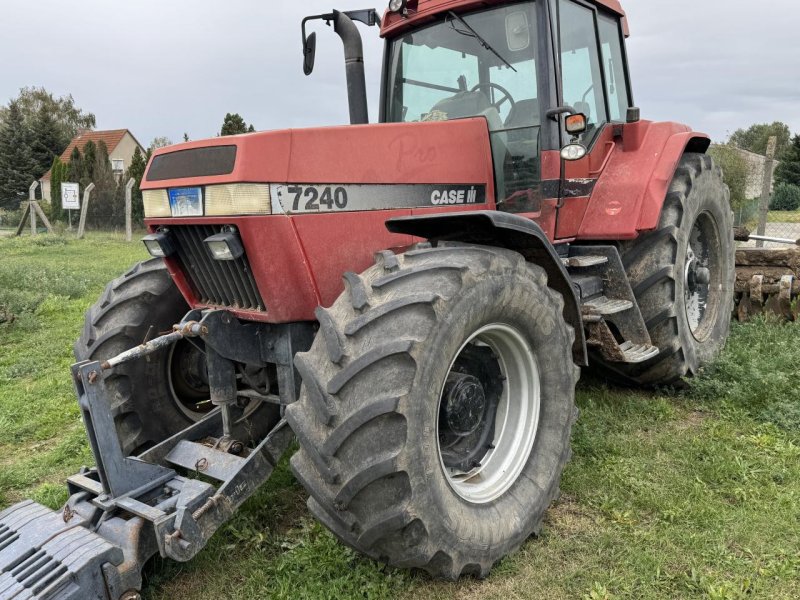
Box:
756;136;778;249
77;183;95;240
125;178;135;242
29;182;38;236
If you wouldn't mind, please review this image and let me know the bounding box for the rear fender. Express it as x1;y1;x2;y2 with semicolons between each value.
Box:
578;121;710;240
387;211;587;366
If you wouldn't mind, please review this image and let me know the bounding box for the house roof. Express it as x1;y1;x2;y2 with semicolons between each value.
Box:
40;129;144;181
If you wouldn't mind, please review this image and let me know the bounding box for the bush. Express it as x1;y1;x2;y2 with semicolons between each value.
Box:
770;182;800;211
708;144;749;214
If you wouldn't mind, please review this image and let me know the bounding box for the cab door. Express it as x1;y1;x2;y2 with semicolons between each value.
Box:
554;0;632;240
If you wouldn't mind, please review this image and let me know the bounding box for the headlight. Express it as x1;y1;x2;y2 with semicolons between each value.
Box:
143;184;272;217
388;0;406;12
204;228;244;261
142;230;176;257
142;190;170;217
206;184;271;216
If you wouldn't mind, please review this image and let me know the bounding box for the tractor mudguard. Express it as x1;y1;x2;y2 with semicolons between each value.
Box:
386;210;588;365
577;121;710;240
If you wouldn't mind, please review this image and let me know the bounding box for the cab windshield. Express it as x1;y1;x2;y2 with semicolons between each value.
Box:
386;1;540;209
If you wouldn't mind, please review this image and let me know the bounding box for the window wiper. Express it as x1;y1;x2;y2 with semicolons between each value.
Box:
447;11;517;73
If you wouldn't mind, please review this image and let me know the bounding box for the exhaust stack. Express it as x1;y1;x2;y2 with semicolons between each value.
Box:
302;9;380;126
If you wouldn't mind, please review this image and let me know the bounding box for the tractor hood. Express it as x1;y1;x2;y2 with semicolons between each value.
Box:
141;119;496;198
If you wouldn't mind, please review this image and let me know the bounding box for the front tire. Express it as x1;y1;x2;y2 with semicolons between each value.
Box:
287;245;579;578
75;259;278;455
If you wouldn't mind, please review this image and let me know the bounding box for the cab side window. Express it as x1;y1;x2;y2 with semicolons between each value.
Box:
559;0;607;143
597;13;630;121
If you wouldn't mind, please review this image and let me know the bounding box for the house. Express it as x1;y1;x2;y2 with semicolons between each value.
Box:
39;129;146;202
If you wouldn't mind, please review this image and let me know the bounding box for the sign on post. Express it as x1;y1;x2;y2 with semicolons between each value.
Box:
61;182;80;210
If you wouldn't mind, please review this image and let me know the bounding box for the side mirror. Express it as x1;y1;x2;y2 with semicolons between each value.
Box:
565;113;588;136
303;31;317;76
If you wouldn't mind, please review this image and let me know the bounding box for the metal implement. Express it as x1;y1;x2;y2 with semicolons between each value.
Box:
0;311;304;599
734;247;800;321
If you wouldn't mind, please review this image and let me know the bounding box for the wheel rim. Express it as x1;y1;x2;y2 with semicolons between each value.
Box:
684;211;722;342
167;340;262;422
436;323;540;504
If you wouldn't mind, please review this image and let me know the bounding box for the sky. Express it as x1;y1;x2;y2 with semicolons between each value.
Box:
2;0;798;147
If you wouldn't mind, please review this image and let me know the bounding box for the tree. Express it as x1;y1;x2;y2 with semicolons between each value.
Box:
49;156;65;222
81;140;97;186
709;143;750;218
67;147;83;187
220;113;254;136
0;86;95;151
770;183;800;211
774;134;800;188
729;122;792;159
127;147;147;226
149;137;172;152
88;140;121;228
29;106;63;182
0;101;36;210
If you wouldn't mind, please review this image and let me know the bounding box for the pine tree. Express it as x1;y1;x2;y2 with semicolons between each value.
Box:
0;101;36;210
89;140;119;228
81;140;97;186
220;113;250;136
49;156;65;222
29;106;63;180
127;147;147;226
67;147;83;186
774;135;800;188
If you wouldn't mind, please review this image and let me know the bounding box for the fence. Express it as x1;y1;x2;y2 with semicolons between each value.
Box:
725;138;799;248
13;178;138;241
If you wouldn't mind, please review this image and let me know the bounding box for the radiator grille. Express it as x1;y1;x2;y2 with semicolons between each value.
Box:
170;225;266;311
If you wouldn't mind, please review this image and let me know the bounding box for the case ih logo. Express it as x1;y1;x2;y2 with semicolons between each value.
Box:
430;186;481;205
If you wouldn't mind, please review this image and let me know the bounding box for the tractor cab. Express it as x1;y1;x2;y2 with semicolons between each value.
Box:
379;0;633;220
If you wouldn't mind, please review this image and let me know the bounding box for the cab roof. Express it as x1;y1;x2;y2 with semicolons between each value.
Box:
381;0;629;38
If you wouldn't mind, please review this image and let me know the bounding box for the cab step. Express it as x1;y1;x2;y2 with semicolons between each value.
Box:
619;341;660;364
581;296;634;319
563;255;609;268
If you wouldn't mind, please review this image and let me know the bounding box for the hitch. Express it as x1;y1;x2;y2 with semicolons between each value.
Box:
0;310;310;599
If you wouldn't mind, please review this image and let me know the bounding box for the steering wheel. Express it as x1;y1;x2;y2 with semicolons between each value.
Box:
470;82;516;112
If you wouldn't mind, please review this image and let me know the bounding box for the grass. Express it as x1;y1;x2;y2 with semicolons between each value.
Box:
1;233;799;599
767;210;800;223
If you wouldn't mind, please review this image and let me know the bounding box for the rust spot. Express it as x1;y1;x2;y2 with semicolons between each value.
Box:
87;371;99;384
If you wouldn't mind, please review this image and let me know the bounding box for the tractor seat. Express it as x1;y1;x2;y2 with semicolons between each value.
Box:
504;98;540;130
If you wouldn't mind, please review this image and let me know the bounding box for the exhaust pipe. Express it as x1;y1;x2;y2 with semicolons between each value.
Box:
302;9;380;126
333;10;369;125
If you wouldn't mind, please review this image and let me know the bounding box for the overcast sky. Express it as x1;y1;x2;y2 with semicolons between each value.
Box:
3;1;798;147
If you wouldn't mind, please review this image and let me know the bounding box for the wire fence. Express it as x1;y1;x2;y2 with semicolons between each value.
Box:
729;145;798;248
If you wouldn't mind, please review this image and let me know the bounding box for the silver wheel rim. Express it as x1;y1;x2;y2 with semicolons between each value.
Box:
684;211;722;342
167;342;262;422
436;323;540;504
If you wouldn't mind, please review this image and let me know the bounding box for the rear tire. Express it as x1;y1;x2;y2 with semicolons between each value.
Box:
608;152;734;386
287;244;579;579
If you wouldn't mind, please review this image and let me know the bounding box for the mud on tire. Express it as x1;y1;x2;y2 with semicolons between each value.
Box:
287;244;579;579
610;152;735;386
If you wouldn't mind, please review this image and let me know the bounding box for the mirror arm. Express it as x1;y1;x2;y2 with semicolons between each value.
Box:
546;105;576;122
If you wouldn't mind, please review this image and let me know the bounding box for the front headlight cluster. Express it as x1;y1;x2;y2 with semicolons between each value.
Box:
142;184;272;218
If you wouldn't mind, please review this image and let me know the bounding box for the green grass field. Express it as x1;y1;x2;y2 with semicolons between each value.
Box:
768;210;800;224
1;233;798;600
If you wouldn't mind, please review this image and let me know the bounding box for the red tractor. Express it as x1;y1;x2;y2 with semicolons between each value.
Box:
0;0;733;597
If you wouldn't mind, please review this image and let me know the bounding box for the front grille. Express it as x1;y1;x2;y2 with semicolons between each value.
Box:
170;225;266;311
